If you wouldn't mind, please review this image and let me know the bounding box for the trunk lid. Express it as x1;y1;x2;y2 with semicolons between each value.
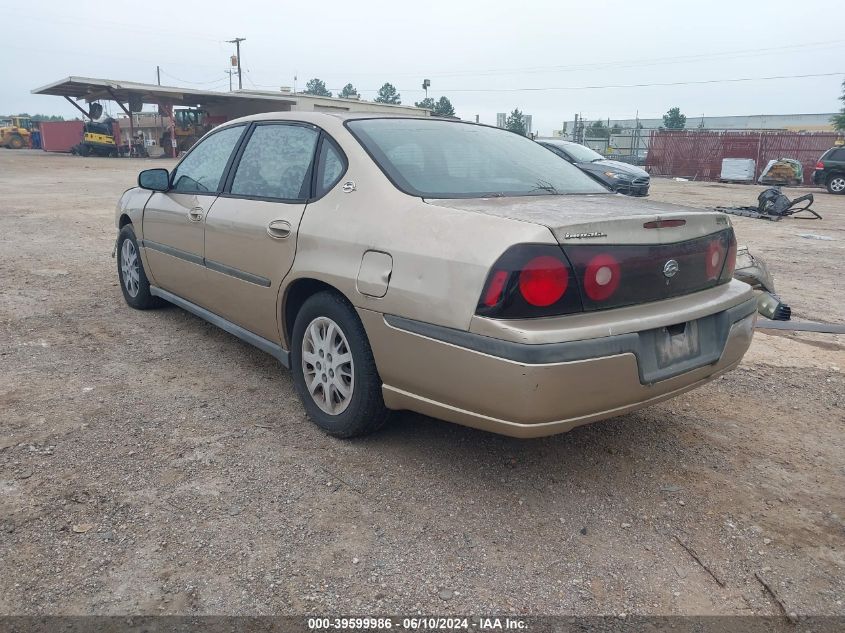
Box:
424;193;729;245
426;194;735;311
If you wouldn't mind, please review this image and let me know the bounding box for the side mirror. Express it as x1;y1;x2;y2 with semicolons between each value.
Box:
138;168;170;192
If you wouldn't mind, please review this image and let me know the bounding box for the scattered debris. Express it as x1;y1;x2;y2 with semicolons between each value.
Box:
796;233;834;241
673;534;725;587
758;158;803;186
716;187;821;221
71;523;94;534
719;158;756;183
756;320;845;334
734;246;791;320
438;589;454;600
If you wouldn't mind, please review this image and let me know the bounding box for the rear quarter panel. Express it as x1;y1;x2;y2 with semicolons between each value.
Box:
287;119;554;335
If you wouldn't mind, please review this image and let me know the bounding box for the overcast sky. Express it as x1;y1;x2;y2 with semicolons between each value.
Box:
8;0;844;135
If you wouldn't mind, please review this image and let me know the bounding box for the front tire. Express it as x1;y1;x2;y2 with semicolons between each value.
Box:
116;224;161;310
291;291;389;438
8;135;24;149
826;174;845;195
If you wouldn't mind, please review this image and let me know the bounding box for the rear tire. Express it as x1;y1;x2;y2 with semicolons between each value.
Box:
116;224;162;310
8;135;24;149
290;291;389;438
826;174;845;195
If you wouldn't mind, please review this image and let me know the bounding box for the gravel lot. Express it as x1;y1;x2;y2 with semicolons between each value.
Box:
1;150;843;617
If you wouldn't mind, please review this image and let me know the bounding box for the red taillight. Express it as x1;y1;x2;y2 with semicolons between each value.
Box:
816;161;825;170
519;256;569;306
705;239;725;280
476;245;582;318
482;270;509;307
583;253;621;301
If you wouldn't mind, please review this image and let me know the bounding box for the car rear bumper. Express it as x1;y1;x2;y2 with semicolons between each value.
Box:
359;291;756;438
812;170;826;185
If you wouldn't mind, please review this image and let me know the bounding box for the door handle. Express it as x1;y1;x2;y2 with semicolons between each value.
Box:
267;219;292;239
188;206;204;222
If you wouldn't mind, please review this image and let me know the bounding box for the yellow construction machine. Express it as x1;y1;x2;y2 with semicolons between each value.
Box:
0;115;34;149
162;108;211;153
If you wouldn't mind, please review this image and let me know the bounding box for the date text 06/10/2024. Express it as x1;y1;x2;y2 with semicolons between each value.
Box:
306;617;527;630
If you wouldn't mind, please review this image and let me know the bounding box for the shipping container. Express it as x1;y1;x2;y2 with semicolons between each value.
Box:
39;120;84;153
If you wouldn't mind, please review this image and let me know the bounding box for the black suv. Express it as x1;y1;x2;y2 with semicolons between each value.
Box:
813;146;845;194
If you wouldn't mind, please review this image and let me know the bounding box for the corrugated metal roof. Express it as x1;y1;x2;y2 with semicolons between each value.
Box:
31;76;423;113
31;76;298;107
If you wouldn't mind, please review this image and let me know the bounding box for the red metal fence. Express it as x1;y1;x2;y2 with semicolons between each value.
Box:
645;130;841;184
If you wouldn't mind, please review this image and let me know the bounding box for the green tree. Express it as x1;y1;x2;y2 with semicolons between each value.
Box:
662;106;687;130
505;108;527;135
303;78;332;97
832;80;845;131
414;97;436;110
339;83;358;99
36;114;65;121
587;120;610;139
375;82;401;104
433;96;456;117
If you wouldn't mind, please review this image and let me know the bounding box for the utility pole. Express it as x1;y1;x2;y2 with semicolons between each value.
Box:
227;37;246;90
225;69;235;92
156;66;161;86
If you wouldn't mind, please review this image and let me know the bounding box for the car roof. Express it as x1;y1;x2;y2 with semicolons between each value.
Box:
221;111;436;127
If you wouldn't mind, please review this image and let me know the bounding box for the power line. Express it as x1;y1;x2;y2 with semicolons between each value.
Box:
158;69;230;87
349;71;844;94
299;39;845;79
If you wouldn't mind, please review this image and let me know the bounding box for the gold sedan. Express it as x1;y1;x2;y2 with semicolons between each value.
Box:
115;113;755;438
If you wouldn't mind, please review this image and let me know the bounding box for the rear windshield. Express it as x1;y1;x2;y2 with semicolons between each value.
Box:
346;118;608;198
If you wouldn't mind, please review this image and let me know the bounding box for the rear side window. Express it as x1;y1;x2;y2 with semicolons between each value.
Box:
827;148;845;161
171;125;244;193
315;138;346;197
231;124;319;200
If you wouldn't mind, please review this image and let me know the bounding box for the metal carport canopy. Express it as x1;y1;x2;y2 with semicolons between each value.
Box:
31;76;297;108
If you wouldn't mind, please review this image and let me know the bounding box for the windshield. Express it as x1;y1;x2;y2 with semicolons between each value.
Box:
553;142;604;163
347;119;607;198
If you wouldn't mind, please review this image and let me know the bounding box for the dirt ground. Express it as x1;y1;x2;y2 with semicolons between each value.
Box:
1;150;843;617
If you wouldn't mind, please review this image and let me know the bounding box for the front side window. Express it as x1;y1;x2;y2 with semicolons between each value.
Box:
231;124;319;200
347;119;607;198
171;125;244;193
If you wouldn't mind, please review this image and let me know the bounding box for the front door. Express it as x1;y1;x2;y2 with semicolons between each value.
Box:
141;124;245;305
202;122;321;342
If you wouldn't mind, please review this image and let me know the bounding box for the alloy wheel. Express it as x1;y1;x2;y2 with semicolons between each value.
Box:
301;316;354;415
830;177;845;193
120;239;140;297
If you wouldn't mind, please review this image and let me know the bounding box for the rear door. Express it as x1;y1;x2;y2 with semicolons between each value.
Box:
141;124;245;305
201;122;322;342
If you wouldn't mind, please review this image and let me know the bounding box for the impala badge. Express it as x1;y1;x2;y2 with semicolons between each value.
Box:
663;259;680;279
342;181;357;193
